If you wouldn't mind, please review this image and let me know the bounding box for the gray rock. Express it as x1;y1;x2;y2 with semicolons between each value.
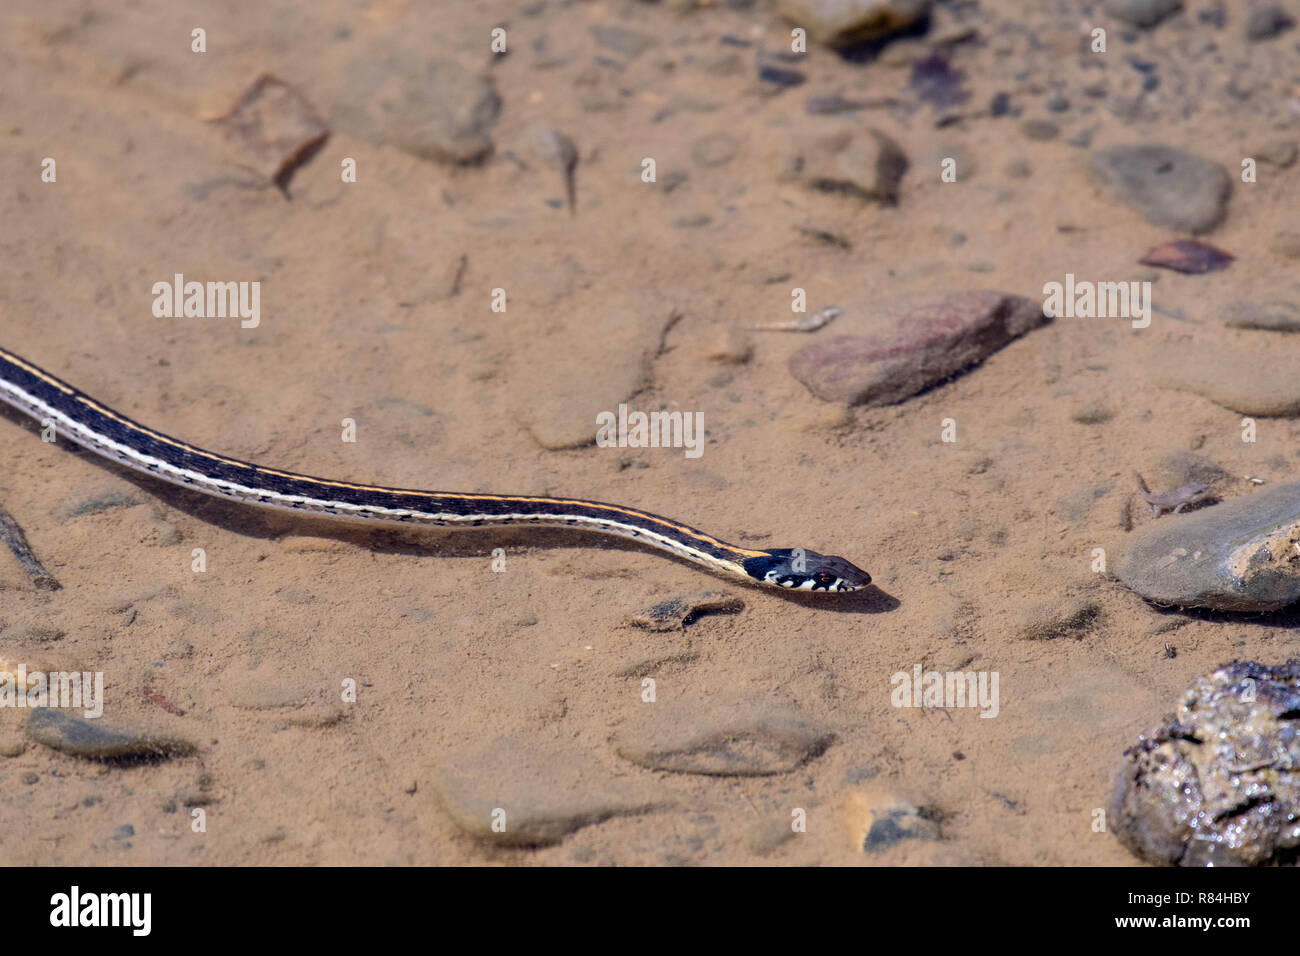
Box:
1114;482;1300;610
1020;119;1059;141
590;25;656;58
26;710;196;760
1104;0;1183;28
839;782;941;854
1254;139;1298;167
690;132;738;168
615;698;833;776
787;291;1048;406
1111;660;1300;865
1089;144;1230;234
1246;3;1294;40
333;56;501;165
1220;299;1300;332
1017;597;1101;640
1146;344;1300;416
775;0;932;48
777;128;909;203
427;737;662;847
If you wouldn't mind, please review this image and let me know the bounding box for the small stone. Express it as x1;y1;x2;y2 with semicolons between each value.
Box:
214;74;328;189
590;25;655;58
777;127;909;203
1020;119;1059;141
1089;144;1230;234
989;91;1015;117
1246;3;1294;40
787;291;1048;406
1017;597;1101;640
1114;482;1300;610
1104;0;1183;29
1070;402;1114;425
758;64;806;89
1139;239;1233;274
690;132;738;168
1220;300;1300;332
26;710;196;761
334;55;501;165
1146;344;1300;417
630;591;744;631
614;698;833;776
426;737;661;847
839;783;941;854
1045;94;1070;112
1111;660;1300;865
744;816;798;855
1254;139;1297;168
775;0;932;49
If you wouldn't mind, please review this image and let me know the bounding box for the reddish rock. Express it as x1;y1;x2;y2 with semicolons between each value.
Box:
787;291;1048;406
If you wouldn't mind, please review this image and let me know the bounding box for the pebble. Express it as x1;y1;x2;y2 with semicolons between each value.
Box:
1220;299;1300;332
614;698;833;776
989;91;1016;117
215;74;328;190
775;127;909;203
1020;119;1059;141
1103;0;1183;29
774;0;932;48
758;64;806;90
590;25;655;58
1089;144;1230;234
1146;344;1300;417
1017;597;1101;640
26;709;196;761
1045;94;1070;112
1111;660;1300;865
426;737;661;847
909;54;968;110
689;132;738;168
1246;4;1294;40
333;56;501;165
838;782;941;854
630;591;745;631
1138;239;1234;274
1114;481;1300;610
787;291;1047;406
1253;139;1298;168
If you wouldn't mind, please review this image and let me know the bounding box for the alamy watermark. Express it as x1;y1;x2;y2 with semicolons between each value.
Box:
152;273;260;328
0;664;104;718
1042;273;1150;329
596;404;705;459
891;664;999;718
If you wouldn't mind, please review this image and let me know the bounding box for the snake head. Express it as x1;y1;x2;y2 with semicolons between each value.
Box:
742;548;872;593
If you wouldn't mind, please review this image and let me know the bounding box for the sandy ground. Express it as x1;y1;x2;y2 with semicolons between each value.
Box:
2;0;1299;865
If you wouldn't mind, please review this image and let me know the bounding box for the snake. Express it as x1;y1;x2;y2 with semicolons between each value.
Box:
0;346;872;593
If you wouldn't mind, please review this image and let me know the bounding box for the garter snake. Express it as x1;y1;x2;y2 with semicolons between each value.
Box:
0;346;872;593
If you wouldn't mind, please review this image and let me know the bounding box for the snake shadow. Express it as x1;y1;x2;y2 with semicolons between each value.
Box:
4;408;898;614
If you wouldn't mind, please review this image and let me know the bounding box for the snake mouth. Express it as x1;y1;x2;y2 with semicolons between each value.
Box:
741;549;872;593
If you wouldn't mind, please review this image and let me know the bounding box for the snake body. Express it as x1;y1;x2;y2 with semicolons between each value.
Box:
0;347;871;593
